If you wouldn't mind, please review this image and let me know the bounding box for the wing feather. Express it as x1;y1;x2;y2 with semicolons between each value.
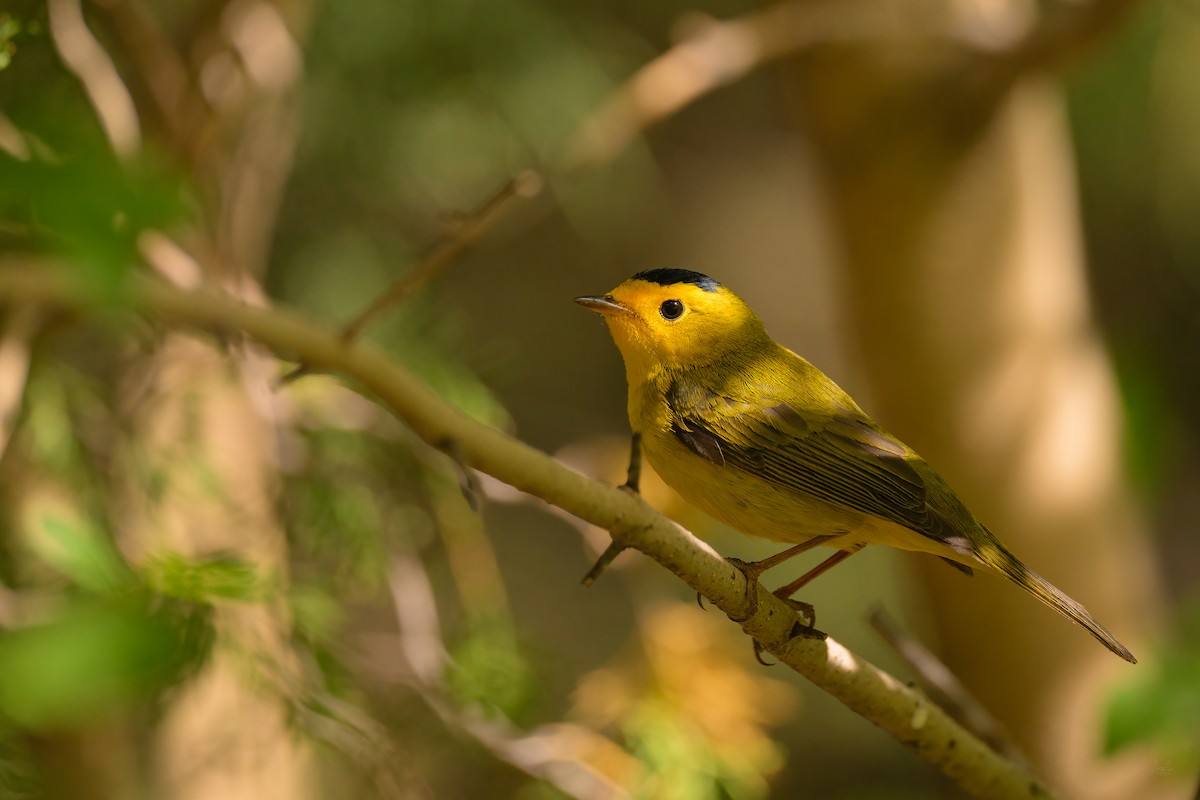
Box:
667;377;970;552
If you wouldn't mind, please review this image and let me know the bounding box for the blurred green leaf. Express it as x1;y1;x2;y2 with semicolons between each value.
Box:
0;126;189;302
625;702;775;800
142;553;267;603
293;471;390;585
21;369;82;477
289;582;345;644
446;617;536;722
0;598;204;730
1104;603;1200;768
1112;344;1170;498
34;515;131;594
0;14;20;71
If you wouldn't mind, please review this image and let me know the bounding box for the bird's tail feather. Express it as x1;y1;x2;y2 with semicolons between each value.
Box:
976;544;1136;664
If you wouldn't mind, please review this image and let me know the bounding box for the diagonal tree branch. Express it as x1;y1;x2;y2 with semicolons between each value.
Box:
0;263;1053;799
566;0;1147;171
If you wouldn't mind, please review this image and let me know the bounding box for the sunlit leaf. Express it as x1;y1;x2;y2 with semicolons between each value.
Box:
1104;603;1200;767
34;515;131;593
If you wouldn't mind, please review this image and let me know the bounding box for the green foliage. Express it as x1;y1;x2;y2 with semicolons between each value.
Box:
445;617;537;723
0;596;204;730
286;429;402;587
1104;602;1200;769
142;553;269;603
34;515;131;594
0;14;21;72
2;513;260;738
624;701;774;800
289;582;346;646
0;142;188;299
1111;345;1171;500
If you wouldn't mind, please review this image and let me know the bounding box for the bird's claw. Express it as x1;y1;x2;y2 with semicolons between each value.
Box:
724;557;763;622
748;617;827;667
779;597;816;628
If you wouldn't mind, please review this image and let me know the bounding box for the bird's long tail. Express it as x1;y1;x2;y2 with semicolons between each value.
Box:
975;543;1136;664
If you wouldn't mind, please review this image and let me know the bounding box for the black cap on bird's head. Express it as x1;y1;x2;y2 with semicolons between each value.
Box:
630;268;721;293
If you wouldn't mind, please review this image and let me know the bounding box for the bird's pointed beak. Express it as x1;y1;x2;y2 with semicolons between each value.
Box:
574;294;630;315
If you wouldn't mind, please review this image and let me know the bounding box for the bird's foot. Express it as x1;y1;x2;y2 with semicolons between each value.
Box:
746;602;825;666
724;556;767;622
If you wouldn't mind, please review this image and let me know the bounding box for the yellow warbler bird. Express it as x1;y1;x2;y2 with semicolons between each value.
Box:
576;268;1135;663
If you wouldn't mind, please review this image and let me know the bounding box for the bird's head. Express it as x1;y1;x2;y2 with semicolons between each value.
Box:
575;269;768;378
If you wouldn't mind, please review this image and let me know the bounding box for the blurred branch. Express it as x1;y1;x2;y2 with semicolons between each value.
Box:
0;264;1054;799
0;306;37;461
567;0;1144;170
94;0;204;158
566;2;872;170
47;0;142;159
868;607;1028;767
385;552;628;800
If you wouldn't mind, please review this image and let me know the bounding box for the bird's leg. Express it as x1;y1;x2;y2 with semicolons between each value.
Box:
581;433;642;587
772;544;865;627
621;432;642;493
723;535;840;622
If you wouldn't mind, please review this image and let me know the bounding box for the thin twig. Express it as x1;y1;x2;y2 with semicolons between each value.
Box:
47;0;142;159
280;170;542;384
386;551;628;800
0;265;1056;799
868;606;1029;767
565;2;874;170
340;170;541;342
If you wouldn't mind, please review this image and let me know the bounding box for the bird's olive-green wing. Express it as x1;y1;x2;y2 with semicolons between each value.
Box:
666;379;974;556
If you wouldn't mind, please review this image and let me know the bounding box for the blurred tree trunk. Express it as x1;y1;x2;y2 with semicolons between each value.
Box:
81;0;315;792
116;334;315;800
787;33;1172;799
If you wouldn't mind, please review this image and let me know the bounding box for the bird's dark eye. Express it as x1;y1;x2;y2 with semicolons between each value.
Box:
659;299;684;320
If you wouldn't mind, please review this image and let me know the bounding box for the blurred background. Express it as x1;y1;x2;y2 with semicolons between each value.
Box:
0;0;1198;797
